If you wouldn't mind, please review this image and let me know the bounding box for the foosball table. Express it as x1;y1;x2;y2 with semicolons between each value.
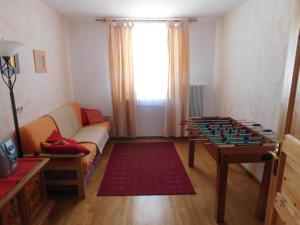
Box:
181;117;276;223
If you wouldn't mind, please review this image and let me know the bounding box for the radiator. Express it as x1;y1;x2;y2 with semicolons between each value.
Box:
189;84;205;117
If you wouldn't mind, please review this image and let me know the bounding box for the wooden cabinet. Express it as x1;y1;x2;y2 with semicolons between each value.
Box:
0;159;54;225
23;174;47;224
0;196;24;225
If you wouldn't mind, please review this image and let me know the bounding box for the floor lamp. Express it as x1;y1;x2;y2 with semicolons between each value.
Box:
0;39;24;157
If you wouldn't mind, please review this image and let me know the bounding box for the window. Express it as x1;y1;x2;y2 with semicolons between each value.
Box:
132;22;169;104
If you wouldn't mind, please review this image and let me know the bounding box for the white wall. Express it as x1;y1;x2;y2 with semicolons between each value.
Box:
190;21;216;116
0;0;73;141
136;104;165;136
68;21;113;117
68;20;216;136
213;0;296;180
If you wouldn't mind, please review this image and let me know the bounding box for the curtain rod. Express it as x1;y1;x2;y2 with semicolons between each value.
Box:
95;17;198;23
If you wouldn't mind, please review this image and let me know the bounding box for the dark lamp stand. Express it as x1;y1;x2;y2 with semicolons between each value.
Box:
1;56;23;157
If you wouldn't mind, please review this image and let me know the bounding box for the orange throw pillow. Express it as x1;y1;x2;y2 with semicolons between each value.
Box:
85;110;105;125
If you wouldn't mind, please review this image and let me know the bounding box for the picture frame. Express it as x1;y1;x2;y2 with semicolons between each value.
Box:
33;50;47;73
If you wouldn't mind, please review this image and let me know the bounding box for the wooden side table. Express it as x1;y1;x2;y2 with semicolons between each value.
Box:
0;158;54;225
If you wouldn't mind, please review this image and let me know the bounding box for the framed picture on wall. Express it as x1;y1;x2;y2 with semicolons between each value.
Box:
33;50;47;73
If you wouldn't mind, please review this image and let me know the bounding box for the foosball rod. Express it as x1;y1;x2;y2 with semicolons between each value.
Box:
199;133;273;143
191;119;232;123
195;123;237;127
236;120;256;124
192;119;232;122
192;121;233;125
189;116;229;120
195;123;250;128
193;133;264;140
190;128;254;135
189;135;263;145
217;141;263;146
199;127;252;132
199;130;256;136
206;136;264;141
238;122;277;138
191;120;275;135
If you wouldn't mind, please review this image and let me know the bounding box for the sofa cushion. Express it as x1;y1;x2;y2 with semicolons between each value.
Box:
81;108;98;126
20;116;58;154
72;124;109;154
88;121;111;133
50;104;81;138
85;110;106;125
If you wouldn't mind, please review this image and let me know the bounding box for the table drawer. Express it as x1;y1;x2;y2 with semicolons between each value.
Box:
23;173;47;222
0;195;24;225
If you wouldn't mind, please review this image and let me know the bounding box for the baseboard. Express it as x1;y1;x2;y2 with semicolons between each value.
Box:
110;136;188;141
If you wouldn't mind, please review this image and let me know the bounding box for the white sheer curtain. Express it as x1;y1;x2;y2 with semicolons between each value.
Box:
132;22;168;136
132;22;168;106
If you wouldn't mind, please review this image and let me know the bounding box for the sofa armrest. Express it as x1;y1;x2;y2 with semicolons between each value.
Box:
23;152;85;159
24;151;86;199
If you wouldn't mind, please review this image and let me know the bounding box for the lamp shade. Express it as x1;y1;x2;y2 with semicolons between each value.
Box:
0;40;23;57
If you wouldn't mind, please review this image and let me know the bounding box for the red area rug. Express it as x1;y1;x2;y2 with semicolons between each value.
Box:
98;142;195;196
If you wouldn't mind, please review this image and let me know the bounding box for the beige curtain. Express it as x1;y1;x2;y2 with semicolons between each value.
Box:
108;21;138;137
164;22;190;137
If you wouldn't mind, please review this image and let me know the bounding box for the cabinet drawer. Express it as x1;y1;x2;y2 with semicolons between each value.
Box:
23;173;46;221
0;195;24;225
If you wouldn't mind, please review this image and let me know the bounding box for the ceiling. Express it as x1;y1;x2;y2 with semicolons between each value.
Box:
41;0;247;19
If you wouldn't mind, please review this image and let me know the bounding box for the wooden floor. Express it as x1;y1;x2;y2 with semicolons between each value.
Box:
49;138;265;225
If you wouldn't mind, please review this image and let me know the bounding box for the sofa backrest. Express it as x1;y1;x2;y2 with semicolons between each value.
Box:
69;102;82;127
49;103;82;138
19;102;83;154
20;116;57;154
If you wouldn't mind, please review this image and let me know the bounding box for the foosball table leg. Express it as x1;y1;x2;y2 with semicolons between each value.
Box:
255;160;272;220
188;140;195;167
215;163;228;223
